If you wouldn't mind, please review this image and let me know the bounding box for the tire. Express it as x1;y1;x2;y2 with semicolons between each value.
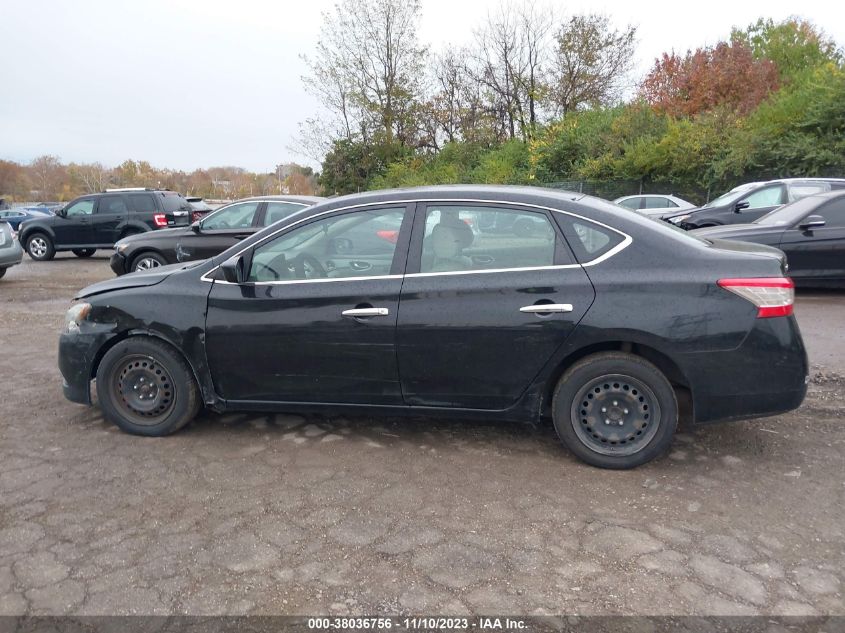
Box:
96;337;201;436
130;251;168;273
552;352;678;469
25;233;55;261
0;268;6;279
72;248;96;258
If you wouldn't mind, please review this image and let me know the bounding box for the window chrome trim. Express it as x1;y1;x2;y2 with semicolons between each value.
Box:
200;198;633;284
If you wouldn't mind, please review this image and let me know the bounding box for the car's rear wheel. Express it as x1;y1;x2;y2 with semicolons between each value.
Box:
96;337;201;436
25;233;55;261
72;248;96;258
552;352;678;469
130;252;167;272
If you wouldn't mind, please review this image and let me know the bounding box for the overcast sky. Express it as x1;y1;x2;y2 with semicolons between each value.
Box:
2;0;843;173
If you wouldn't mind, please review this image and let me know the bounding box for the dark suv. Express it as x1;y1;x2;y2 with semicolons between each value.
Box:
18;189;194;261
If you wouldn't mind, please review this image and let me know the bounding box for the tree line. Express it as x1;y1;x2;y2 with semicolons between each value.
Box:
0;158;318;202
304;1;844;202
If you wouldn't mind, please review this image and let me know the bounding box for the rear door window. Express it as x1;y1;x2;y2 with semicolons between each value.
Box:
618;198;641;210
788;182;830;201
645;197;678;209
96;196;128;214
419;205;565;274
202;201;261;231
814;198;845;228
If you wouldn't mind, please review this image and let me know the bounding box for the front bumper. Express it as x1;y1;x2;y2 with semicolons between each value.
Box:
58;329;113;405
681;315;808;424
109;251;129;276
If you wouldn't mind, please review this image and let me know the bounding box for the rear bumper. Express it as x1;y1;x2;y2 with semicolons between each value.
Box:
681;315;808;424
0;240;23;268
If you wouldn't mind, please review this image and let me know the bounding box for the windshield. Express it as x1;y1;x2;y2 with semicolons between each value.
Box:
755;195;823;226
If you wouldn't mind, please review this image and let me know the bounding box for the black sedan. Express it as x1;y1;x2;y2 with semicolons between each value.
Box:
693;190;845;288
110;195;324;274
59;185;807;469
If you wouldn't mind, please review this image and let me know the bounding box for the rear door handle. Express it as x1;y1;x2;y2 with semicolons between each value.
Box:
342;307;389;318
519;303;573;313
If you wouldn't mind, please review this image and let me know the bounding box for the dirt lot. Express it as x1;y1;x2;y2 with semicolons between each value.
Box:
0;253;843;616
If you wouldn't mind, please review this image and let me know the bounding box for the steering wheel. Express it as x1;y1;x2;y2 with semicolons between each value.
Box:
294;253;327;279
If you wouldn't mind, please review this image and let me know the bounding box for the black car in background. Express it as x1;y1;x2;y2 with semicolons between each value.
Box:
667;178;845;229
18;189;195;261
110;195;324;274
693;190;845;287
60;185;807;469
185;197;214;223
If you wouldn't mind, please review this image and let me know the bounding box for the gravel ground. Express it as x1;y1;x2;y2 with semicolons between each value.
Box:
0;253;843;616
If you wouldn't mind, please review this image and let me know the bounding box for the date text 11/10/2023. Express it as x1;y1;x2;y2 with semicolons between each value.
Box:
307;617;528;630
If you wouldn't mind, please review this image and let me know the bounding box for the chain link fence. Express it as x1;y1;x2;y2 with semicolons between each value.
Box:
543;180;713;206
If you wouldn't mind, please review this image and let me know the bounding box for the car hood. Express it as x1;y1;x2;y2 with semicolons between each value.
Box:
75;262;193;299
692;224;782;239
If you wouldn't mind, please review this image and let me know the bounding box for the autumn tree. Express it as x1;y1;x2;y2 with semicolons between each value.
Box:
548;14;637;116
733;17;843;81
29;155;66;201
303;0;427;148
640;39;779;117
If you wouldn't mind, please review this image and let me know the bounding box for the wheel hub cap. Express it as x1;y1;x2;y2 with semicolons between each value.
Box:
113;355;175;425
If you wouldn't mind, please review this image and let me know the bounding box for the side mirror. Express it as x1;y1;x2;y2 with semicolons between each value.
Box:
734;201;750;212
220;254;247;283
55;207;66;216
191;221;201;234
799;215;826;230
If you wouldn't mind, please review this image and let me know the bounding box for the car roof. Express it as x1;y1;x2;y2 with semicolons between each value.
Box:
316;185;586;209
234;195;326;204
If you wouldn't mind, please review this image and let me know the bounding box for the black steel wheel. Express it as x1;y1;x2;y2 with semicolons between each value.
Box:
96;337;200;436
553;352;677;469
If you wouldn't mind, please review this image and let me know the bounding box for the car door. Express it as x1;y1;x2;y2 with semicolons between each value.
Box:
779;197;845;283
54;197;96;245
93;194;129;244
396;203;596;410
176;200;263;262
733;185;787;223
204;203;413;404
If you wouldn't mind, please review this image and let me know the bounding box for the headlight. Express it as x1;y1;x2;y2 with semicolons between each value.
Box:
115;243;129;253
65;303;92;333
668;214;690;225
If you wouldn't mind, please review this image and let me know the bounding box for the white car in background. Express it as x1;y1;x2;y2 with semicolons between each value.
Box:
614;194;696;219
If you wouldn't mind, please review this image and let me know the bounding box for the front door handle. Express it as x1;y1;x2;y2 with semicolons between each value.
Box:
519;303;573;314
342;307;389;318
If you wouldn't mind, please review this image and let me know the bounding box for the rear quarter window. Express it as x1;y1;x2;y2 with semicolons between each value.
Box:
161;194;192;212
555;214;625;263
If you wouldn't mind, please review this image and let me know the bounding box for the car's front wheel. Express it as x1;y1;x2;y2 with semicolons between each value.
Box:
96;337;201;436
552;352;678;469
25;233;55;261
131;252;168;272
0;267;6;279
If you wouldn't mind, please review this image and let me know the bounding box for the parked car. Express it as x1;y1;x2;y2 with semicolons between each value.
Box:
18;189;195;261
110;195;324;274
0;221;24;279
693;190;845;288
185;196;214;223
0;198;9;211
59;185;807;469
666;178;845;229
613;194;695;219
0;207;53;230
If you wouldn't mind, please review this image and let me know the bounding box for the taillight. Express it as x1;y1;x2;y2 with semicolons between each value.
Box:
717;277;794;318
376;229;399;244
153;213;168;228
